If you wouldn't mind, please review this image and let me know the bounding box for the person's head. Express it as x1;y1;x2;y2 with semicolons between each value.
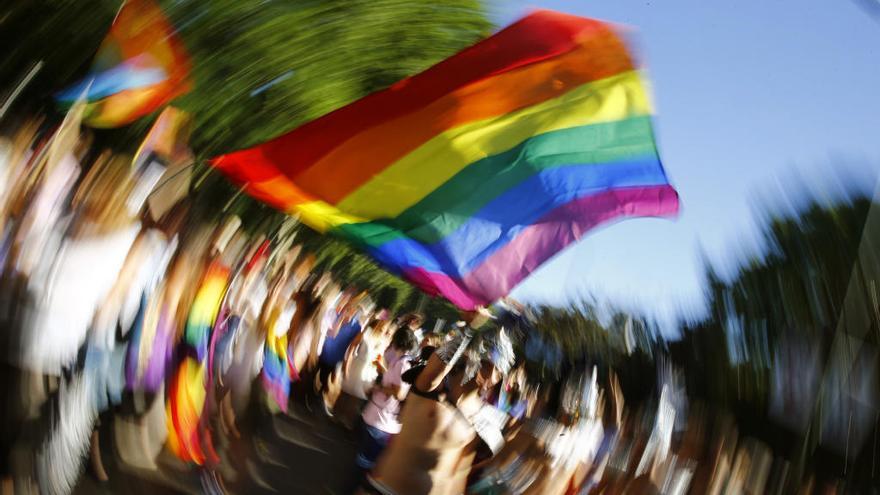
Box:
374;308;390;324
418;345;436;363
390;327;418;354
421;333;442;349
400;313;424;330
339;289;363;318
436;327;515;391
476;359;503;391
380;321;398;340
364;318;383;340
315;273;334;297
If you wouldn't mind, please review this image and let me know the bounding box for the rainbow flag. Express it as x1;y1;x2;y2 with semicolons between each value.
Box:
262;323;292;413
211;10;679;309
167;262;229;465
183;262;229;362
57;0;190;127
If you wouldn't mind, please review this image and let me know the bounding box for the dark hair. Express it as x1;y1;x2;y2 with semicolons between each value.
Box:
507;386;522;405
400;313;424;327
418;345;436;363
391;327;418;354
402;345;436;385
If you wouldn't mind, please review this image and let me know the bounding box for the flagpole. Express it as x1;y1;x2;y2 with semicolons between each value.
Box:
0;61;43;122
144;161;198;200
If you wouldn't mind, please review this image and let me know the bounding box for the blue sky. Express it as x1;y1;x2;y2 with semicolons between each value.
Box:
494;0;880;333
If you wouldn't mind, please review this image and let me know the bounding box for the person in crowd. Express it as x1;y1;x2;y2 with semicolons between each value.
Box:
351;326;419;488
317;291;369;416
419;332;443;352
398;313;425;345
467;381;551;495
338;310;395;427
286;273;330;389
363;309;514;495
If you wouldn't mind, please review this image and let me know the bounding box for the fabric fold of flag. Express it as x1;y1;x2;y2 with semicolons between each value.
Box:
211;9;680;309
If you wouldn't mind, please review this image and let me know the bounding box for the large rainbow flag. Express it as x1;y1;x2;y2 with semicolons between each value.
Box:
57;0;190;127
211;10;679;309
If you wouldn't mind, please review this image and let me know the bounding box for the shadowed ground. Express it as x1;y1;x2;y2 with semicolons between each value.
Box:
75;390;359;495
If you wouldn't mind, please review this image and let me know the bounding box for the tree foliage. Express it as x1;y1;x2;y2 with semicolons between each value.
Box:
160;0;490;157
674;192;877;479
1;0;491;318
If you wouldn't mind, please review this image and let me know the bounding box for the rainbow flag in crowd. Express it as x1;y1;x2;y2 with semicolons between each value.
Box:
262;318;292;413
212;10;679;309
182;262;229;362
57;0;190;127
167;262;229;465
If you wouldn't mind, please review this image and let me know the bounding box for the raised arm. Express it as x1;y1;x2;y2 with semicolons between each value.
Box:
414;353;454;393
414;308;491;393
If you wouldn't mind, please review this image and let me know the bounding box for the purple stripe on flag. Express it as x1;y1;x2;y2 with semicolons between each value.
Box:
405;184;679;308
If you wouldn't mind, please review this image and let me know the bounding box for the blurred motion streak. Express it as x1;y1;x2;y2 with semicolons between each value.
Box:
1;101;879;493
0;2;879;495
55;0;191;128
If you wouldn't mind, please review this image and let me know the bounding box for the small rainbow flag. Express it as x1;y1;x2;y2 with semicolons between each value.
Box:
212;10;679;309
183;262;229;362
57;0;190;127
262;322;291;413
167;262;229;465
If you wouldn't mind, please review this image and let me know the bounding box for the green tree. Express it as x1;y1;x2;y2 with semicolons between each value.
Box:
2;0;490;153
156;0;491;157
1;0;491;315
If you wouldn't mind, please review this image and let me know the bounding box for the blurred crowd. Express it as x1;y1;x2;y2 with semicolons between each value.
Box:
0;109;873;495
